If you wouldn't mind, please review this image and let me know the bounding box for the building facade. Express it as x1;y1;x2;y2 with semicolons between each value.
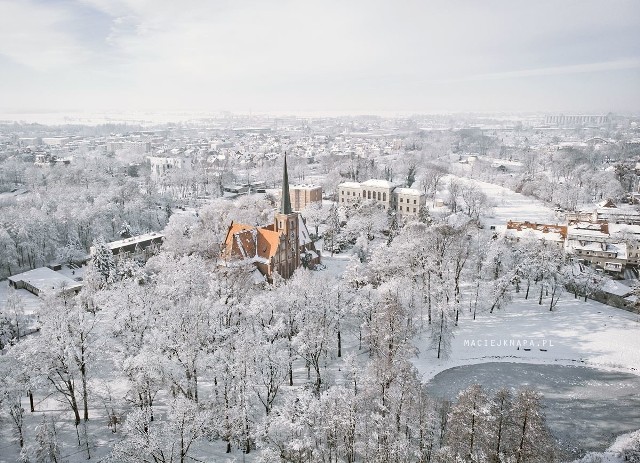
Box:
148;156;192;180
290;184;322;211
545;114;610;126
337;179;426;216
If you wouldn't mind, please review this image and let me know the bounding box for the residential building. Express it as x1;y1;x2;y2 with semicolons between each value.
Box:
91;232;164;262
290;184;322;211
148;156;192;180
505;220;629;275
107;141;151;154
505;221;567;249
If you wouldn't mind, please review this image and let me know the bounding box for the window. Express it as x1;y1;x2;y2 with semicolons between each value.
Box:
414;199;417;204
341;198;344;202
347;191;350;195
377;192;381;200
367;191;371;199
400;198;403;203
406;206;409;212
341;190;344;195
383;192;386;201
413;208;416;212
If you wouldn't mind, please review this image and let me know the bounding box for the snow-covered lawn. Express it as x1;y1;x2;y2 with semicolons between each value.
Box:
413;290;640;382
573;429;640;463
439;173;560;227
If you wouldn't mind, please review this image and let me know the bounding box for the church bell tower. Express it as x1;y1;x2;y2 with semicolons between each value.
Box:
274;154;300;278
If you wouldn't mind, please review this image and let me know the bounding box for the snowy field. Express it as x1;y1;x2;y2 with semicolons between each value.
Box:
440;174;560;227
413;291;640;382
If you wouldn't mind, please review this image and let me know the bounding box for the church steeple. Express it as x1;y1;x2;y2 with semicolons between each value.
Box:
280;153;292;214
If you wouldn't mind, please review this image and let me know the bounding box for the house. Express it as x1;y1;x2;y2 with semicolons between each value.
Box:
609;223;640;266
593;280;637;312
148;156;192;180
505;220;628;276
91;233;164;262
8;267;82;297
505;221;567;249
223;156;321;281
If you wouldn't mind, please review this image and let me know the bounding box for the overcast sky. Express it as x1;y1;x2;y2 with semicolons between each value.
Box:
0;0;638;115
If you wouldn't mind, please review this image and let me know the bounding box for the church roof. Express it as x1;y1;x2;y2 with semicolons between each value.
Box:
225;222;282;261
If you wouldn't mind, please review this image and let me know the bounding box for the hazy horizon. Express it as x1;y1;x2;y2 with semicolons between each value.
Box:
1;0;639;115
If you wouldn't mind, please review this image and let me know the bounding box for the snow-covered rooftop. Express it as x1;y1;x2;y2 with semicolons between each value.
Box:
339;182;361;189
609;223;640;236
394;188;424;196
8;267;82;293
361;179;395;188
104;232;165;251
601;279;632;297
505;228;564;243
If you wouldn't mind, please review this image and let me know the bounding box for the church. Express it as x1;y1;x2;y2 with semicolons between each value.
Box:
223;156;321;281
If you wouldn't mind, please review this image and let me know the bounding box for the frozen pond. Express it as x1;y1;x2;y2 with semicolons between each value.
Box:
426;362;640;458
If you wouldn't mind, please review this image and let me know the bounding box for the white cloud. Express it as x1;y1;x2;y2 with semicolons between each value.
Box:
0;0;639;112
449;58;640;83
0;0;91;70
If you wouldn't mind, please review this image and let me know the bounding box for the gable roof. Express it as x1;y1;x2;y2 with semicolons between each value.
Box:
224;221;282;262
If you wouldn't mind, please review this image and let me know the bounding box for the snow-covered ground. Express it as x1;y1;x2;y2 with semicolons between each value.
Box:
439;174;560;227
572;429;640;463
413;290;640;382
0;280;43;317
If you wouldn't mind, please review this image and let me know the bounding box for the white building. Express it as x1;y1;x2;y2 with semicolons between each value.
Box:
394;188;424;215
107;141;151;154
8;267;82;297
148;156;192;180
337;179;426;216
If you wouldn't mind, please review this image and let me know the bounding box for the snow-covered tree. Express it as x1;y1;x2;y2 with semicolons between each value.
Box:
442;384;491;461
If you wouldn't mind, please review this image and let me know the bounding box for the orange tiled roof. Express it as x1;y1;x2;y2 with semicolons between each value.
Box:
224;221;283;261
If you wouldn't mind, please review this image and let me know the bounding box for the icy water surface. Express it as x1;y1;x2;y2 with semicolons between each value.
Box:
426;362;640;457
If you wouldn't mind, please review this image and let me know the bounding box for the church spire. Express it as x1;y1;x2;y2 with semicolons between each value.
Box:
280;153;292;214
